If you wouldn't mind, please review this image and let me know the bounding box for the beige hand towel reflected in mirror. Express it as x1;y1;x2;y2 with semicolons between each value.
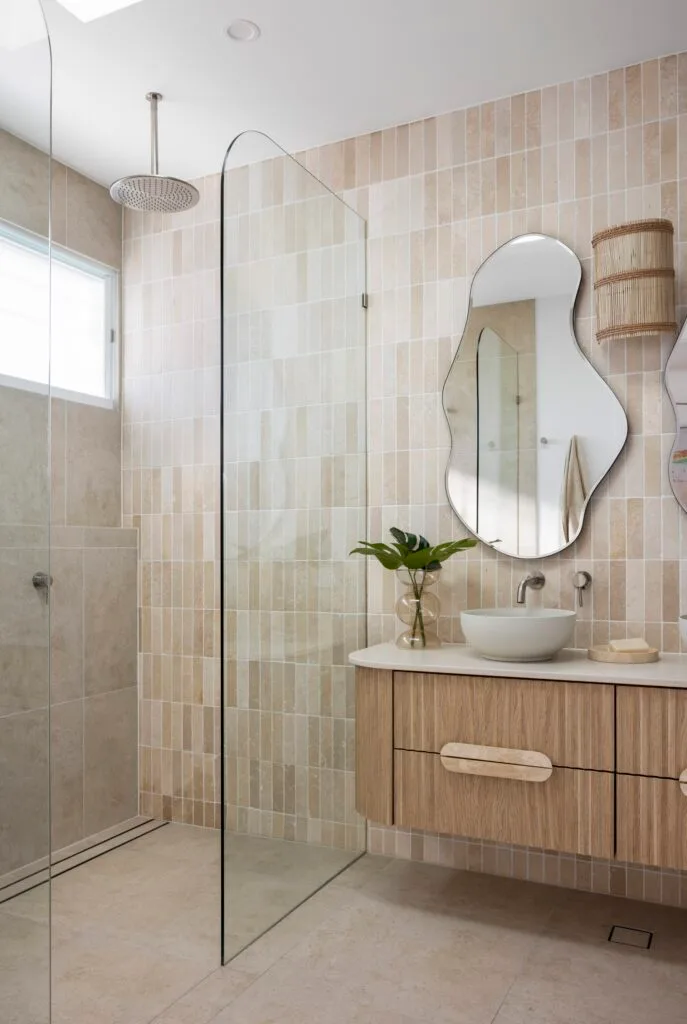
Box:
561;435;587;543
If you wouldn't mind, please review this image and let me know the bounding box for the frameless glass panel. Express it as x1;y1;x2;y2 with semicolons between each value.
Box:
221;131;367;962
0;2;52;1022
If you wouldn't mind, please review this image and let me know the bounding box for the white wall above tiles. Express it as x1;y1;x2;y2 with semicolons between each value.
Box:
5;0;686;186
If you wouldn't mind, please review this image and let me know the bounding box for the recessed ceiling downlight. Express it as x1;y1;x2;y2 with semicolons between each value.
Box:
226;19;261;41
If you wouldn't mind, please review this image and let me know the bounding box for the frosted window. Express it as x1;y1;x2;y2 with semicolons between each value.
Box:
0;230;116;401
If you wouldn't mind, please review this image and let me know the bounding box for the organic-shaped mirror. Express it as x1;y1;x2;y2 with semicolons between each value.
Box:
666;318;687;512
443;234;628;558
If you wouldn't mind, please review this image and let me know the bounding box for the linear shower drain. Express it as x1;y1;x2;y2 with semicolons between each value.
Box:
608;925;653;949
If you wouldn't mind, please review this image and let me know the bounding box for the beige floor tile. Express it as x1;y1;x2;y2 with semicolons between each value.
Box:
493;888;687;1024
331;853;391;890
276;889;533;1024
0;908;50;1024
549;888;687;956
355;858;565;930
52;860;220;964
51;930;212;1024
2;822;358;1024
223;834;357;961
150;967;257;1024
212;961;437;1024
228;883;352;975
493;963;687;1024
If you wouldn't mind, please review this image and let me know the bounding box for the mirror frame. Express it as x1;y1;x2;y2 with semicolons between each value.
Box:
442;233;629;559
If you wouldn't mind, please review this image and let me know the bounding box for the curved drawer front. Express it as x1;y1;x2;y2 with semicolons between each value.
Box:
394;673;614;771
395;749;614;858
617;774;687;870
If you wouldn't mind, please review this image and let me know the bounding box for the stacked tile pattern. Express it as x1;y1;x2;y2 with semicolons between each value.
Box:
295;51;687;902
124;52;687;899
123;155;367;849
221;153;367;849
122;180;223;828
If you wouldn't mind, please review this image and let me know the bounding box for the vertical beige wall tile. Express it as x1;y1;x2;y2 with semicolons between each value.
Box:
609;68;626;130
511;94;526;150
660;54;678;118
121;51;687;893
625;64;643;126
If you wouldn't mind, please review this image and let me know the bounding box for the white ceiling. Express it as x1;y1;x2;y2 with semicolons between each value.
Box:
1;0;686;187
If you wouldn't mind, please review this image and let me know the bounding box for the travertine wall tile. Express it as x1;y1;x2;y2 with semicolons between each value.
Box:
124;159;366;848
123;51;687;892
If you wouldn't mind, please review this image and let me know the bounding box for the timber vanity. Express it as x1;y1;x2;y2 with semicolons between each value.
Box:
350;644;687;871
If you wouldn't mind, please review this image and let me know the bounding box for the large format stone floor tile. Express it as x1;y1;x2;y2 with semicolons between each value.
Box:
0;909;50;1024
493;887;687;1024
358;858;566;930
51;930;212;1024
212;960;440;1024
228;883;353;975
150;967;257;1024
274;890;533;1024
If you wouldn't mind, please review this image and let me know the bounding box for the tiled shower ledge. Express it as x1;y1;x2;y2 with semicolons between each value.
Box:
350;643;687;689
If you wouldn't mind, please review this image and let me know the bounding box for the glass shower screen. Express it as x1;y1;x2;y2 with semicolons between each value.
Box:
220;132;367;961
0;2;52;1021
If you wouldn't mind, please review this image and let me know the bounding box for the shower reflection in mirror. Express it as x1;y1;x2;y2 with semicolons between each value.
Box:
443;234;628;559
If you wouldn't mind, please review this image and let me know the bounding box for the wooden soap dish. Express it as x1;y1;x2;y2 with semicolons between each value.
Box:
588;644;659;664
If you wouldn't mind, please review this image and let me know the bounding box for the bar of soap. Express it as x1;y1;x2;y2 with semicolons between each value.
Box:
609;638;651;653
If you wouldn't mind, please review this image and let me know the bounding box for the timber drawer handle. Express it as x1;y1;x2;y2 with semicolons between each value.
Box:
680;769;687;796
439;742;553;783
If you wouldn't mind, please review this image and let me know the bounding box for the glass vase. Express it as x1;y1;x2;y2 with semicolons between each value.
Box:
395;567;441;649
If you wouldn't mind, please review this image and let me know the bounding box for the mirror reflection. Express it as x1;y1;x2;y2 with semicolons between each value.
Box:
443;234;628;559
666;319;687;512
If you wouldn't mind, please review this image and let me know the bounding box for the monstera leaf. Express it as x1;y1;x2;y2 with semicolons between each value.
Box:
351;528;476;572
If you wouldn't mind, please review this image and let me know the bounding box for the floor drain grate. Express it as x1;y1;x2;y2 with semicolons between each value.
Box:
608;925;653;949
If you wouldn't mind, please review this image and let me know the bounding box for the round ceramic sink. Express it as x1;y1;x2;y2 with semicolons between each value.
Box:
460;607;576;662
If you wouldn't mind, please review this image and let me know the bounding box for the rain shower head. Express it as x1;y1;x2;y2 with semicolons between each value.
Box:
110;93;199;213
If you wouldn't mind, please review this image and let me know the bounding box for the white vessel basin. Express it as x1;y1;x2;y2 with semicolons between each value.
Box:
461;608;576;662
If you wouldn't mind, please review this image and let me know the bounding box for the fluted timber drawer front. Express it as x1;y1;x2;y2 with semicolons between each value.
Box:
616;775;687;870
393;673;614;770
616;686;687;778
395;749;614;857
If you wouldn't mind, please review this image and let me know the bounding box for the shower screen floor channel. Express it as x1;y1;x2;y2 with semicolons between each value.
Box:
0;816;166;904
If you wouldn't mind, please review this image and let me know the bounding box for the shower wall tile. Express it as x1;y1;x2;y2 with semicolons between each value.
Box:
51;698;84;851
50;547;84;705
84;686;138;835
65;166;123;270
0;127;51;238
0;386;48;526
83;546;138;696
0;132;132;872
0;708;49;875
0;127;121;269
65;403;122;528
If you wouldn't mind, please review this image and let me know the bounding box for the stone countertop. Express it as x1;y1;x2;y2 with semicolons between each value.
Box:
349;642;687;689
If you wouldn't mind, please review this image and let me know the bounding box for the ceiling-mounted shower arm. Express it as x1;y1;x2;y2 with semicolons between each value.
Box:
147;91;161;176
109;91;199;212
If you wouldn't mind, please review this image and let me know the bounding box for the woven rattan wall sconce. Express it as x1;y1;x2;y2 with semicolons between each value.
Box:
592;219;677;341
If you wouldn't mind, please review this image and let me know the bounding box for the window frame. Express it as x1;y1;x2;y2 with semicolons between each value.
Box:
0;220;120;409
